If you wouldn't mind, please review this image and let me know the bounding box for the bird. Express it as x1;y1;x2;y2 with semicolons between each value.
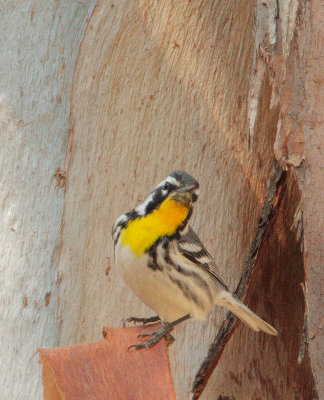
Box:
112;170;278;350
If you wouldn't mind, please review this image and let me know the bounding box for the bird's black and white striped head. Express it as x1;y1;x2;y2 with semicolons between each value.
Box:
112;170;199;243
136;170;199;215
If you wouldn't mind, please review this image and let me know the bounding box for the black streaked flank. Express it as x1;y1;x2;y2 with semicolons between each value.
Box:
147;244;162;271
165;254;213;303
167;272;204;309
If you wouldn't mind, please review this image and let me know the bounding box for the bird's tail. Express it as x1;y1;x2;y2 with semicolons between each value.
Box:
216;291;278;336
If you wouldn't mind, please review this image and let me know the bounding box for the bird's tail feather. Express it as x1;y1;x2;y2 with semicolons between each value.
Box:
216;291;278;336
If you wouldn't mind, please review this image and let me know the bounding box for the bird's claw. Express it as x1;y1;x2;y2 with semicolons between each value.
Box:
128;325;174;350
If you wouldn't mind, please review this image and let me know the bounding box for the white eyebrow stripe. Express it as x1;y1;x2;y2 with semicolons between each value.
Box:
135;175;180;216
155;176;179;189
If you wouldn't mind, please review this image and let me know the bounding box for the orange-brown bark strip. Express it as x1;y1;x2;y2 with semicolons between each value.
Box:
39;325;176;400
192;160;285;399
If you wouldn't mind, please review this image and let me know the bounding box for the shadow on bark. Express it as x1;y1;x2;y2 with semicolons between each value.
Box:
192;161;318;399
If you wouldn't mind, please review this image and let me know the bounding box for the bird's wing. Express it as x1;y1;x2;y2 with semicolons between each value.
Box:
177;227;229;290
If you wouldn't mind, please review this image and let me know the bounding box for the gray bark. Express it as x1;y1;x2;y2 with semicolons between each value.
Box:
0;2;96;399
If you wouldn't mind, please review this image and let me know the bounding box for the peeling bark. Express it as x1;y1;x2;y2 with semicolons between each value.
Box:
193;161;285;399
194;166;318;399
55;1;324;399
3;0;322;399
56;2;274;398
198;1;324;398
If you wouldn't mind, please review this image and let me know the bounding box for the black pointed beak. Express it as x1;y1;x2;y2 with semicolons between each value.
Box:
176;183;199;194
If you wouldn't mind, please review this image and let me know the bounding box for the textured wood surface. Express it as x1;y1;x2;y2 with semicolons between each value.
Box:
294;1;324;394
0;2;96;399
201;0;324;397
2;0;323;399
56;1;278;398
200;170;317;399
39;325;175;400
192;161;285;399
272;0;324;395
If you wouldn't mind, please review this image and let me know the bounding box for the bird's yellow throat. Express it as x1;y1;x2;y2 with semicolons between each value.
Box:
120;197;191;257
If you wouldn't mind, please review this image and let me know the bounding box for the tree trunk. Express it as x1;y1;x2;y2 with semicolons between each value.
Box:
57;1;275;398
0;2;96;399
2;1;323;399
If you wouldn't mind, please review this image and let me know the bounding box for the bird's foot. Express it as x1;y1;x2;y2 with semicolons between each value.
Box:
123;315;160;328
128;323;174;351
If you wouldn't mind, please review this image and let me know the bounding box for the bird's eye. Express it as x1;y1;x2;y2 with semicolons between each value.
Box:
164;182;173;191
160;182;173;196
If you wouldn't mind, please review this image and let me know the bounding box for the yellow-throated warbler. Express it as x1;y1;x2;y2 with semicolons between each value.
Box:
113;170;277;349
